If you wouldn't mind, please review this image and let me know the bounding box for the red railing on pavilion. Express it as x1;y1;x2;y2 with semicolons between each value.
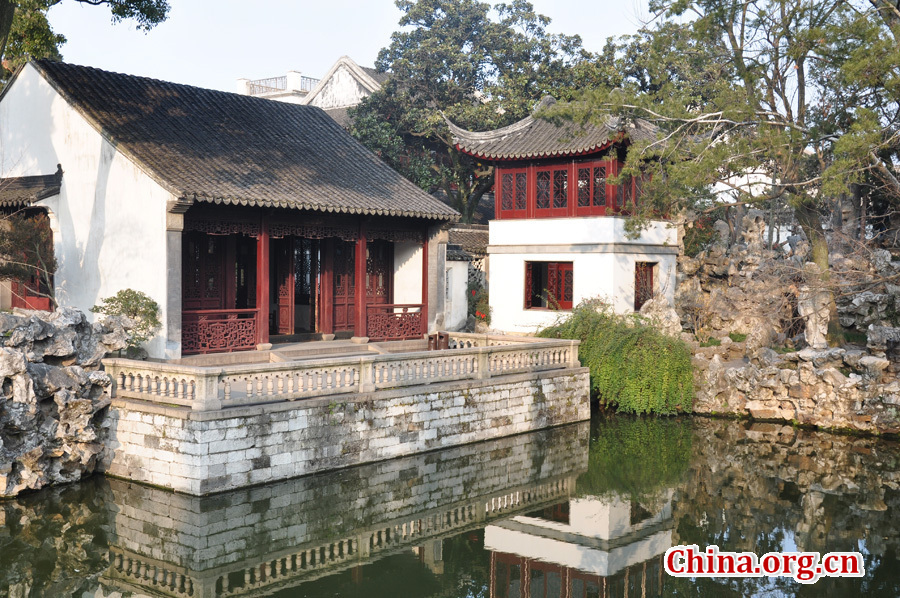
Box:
366;304;424;341
182;309;259;355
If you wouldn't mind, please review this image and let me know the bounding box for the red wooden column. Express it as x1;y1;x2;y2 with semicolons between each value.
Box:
421;229;429;335
320;238;334;334
256;213;270;345
354;222;367;337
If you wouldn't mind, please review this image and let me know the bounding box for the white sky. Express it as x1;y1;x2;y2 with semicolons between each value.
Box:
47;0;651;92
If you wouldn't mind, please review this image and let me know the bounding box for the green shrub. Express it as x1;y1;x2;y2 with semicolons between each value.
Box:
467;282;491;326
728;332;747;343
91;289;161;349
699;336;721;347
576;415;694;499
538;298;693;414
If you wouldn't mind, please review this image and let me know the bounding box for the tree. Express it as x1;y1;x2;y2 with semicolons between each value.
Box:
546;1;900;323
350;0;605;222
0;0;169;82
0;211;57;306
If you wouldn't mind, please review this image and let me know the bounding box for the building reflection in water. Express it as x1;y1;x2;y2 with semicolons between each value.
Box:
96;421;589;598
486;491;674;598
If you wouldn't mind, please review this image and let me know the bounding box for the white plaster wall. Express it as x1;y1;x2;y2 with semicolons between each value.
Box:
484;525;673;577
305;65;370;109
488;216;677;334
490;216;677;247
393;241;423;305
0;64;176;358
445;260;469;330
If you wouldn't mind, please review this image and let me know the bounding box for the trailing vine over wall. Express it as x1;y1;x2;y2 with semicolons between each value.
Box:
538;298;693;415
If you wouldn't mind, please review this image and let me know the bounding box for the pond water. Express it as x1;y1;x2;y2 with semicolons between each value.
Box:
2;414;899;598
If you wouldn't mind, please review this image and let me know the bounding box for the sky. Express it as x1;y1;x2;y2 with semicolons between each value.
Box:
47;0;652;93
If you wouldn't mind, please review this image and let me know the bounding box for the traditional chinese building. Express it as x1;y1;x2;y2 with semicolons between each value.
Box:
0;60;458;358
447;98;678;333
485;491;674;598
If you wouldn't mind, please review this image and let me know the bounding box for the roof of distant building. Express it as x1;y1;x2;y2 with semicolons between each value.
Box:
18;60;457;221
446;96;658;161
0;165;62;207
448;224;489;257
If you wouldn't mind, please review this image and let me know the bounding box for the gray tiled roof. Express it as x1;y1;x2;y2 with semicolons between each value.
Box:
29;60;458;221
0;165;62;207
322;106;352;129
446;97;658;161
360;66;390;86
448;225;488;256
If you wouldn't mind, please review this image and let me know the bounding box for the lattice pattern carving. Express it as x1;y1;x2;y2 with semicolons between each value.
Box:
367;228;423;243
515;172;527;210
553;170;567;208
501;173;513;211
182;311;258;354
269;221;358;241
577;167;591;207
367;306;423;341
184;218;260;236
593;166;606;206
536;171;551;209
563;269;574;303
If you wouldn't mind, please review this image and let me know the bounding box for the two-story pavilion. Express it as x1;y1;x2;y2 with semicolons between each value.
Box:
447;97;677;333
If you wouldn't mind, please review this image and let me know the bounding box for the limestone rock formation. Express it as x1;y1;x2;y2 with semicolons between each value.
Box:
638;294;682;337
0;308;130;497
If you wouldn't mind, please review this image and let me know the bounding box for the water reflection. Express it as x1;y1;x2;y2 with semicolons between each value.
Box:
2;416;900;597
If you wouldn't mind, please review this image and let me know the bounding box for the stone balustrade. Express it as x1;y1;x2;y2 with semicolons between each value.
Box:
103;332;580;411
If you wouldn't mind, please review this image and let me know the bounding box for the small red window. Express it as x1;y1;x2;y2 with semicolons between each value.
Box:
525;262;573;310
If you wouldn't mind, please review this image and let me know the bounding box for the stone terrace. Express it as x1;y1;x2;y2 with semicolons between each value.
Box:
100;332;590;495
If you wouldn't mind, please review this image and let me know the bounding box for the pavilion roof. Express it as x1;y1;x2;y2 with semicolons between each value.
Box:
23;60;458;221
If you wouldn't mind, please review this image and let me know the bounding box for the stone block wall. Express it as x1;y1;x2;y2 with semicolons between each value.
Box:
101;368;590;495
104;420;588;575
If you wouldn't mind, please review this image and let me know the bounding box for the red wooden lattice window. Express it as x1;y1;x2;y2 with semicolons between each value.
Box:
575;161;614;216
525;261;574;310
498;169;528;219
494;159;643;219
535;166;569;217
635;262;655;311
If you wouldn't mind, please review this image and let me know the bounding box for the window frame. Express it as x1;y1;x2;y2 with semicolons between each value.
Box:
496;166;529;219
524;261;574;310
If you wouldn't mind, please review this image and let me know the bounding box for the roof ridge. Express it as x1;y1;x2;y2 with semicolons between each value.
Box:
17;60;457;221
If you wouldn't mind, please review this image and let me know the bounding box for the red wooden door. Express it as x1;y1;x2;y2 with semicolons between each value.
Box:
332;239;356;332
10;278;51;311
366;240;392;305
183;233;226;310
274;237;295;334
548;262;574;310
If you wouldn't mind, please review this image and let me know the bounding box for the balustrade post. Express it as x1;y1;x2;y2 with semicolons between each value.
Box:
359;358;375;393
476;348;491;380
105;362;121;399
568;340;580;367
193;369;224;411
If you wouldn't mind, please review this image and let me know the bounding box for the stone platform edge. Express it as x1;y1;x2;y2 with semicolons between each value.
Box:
100;367;591;495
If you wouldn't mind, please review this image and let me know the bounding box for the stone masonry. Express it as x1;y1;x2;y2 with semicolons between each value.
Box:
101;368;590;495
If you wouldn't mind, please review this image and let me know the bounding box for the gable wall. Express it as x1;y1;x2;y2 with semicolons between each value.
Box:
305;64;373;109
0;64;178;358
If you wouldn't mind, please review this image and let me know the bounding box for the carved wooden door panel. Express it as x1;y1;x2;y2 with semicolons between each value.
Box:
366;240;392;305
332;239;356;332
274;237;295;335
294;238;317;332
183;232;225;310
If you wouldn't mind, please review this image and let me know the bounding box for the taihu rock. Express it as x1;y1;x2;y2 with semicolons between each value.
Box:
0;308;130;497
